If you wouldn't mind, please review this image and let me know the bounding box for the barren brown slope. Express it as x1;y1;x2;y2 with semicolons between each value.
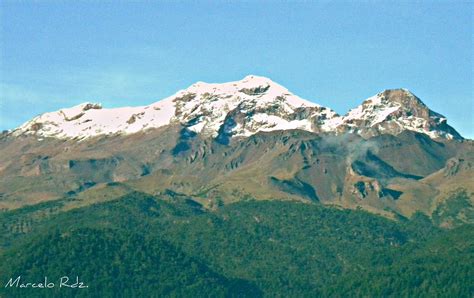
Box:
1;124;472;223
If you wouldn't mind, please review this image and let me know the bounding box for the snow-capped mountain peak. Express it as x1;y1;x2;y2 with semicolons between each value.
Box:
12;75;334;140
10;78;462;141
168;75;335;138
175;75;318;108
336;89;462;139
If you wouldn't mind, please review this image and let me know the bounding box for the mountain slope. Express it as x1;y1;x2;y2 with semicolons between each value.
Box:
0;193;472;297
1;126;471;221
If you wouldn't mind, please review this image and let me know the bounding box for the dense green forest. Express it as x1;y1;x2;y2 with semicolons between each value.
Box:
0;192;472;297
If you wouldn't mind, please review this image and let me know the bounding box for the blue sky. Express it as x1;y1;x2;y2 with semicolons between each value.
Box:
1;1;472;138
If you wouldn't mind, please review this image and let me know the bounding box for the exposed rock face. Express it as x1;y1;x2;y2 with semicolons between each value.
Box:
444;158;473;177
351;180;383;199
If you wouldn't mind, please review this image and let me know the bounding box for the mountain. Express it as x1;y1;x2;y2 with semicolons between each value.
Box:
0;76;472;223
333;89;462;140
0;76;473;297
10;76;337;141
9;75;461;141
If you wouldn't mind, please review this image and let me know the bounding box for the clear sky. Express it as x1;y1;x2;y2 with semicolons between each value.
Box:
1;1;472;138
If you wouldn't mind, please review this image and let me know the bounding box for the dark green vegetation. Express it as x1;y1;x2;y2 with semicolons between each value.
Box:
432;190;474;227
0;192;472;297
